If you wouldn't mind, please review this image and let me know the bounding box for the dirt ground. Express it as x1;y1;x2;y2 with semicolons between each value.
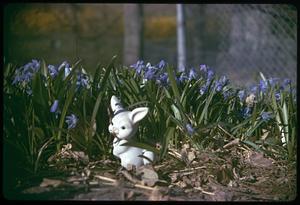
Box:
12;142;296;201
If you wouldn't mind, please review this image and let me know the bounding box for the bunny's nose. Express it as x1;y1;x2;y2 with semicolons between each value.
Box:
108;124;119;135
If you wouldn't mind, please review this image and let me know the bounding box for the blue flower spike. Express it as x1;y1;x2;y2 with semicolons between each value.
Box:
50;100;59;113
186;123;195;136
261;112;272;122
65;114;78;129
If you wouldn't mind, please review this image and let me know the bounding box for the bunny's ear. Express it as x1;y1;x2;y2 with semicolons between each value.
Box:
130;107;149;124
111;95;123;111
111;95;119;108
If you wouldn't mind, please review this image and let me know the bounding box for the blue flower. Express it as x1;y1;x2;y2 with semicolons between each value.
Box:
64;64;72;78
215;76;228;92
275;91;281;101
186;124;195;136
130;60;145;74
20;72;33;83
199;85;207;95
199;64;207;73
259;80;268;93
250;85;258;94
50;100;59;113
238;90;246;101
207;69;214;81
65;114;78;129
156;72;169;86
260;112;272;122
268;78;279;87
188;67;197;80
178;72;188;83
144;66;156;80
56;61;72;79
281;78;292;91
12;59;41;95
222;90;232;100
242;107;252;118
215;83;223;92
48;65;58;78
23;59;40;73
76;72;90;90
220;76;228;84
30;59;40;72
157;60;166;69
283;78;291;86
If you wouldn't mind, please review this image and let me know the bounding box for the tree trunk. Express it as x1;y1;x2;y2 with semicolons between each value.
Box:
123;4;143;65
176;4;186;72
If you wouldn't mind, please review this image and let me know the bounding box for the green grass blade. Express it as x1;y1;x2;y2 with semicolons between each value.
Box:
90;55;117;128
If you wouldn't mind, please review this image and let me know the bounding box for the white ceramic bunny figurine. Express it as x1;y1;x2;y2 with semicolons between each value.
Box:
108;95;155;169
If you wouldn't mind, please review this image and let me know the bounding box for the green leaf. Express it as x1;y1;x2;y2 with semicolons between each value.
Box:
242;140;261;151
92;62;104;90
32;73;48;108
199;85;216;125
160;126;175;159
171;104;182;121
246;120;263;137
32;127;45;139
56;82;77;147
40;59;48;78
259;72;267;81
90;56;117;130
166;65;181;102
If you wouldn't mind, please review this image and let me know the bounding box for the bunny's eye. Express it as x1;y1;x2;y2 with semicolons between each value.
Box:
121;126;126;130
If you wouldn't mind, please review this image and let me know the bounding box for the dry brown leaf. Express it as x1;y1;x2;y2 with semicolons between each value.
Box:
22;186;51;194
177;181;187;188
216;165;233;185
223;138;240;149
187;151;196;163
248;151;273;168
139;167;159;187
182;143;190;149
73;151;89;163
182;176;191;185
103;172;116;179
213;190;233;201
148;187;167;200
40;178;64;188
125;190;135;200
170;173;178;183
261;129;270;141
66;175;86;183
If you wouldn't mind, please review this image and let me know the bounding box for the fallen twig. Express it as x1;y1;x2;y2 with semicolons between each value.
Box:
95;174;159;192
194;187;215;195
217;125;235;139
121;170;141;184
134;184;158;191
172;166;206;174
223;138;240;149
168;149;182;160
94;175;117;183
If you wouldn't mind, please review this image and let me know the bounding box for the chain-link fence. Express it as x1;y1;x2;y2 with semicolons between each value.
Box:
144;4;297;86
186;4;297;84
